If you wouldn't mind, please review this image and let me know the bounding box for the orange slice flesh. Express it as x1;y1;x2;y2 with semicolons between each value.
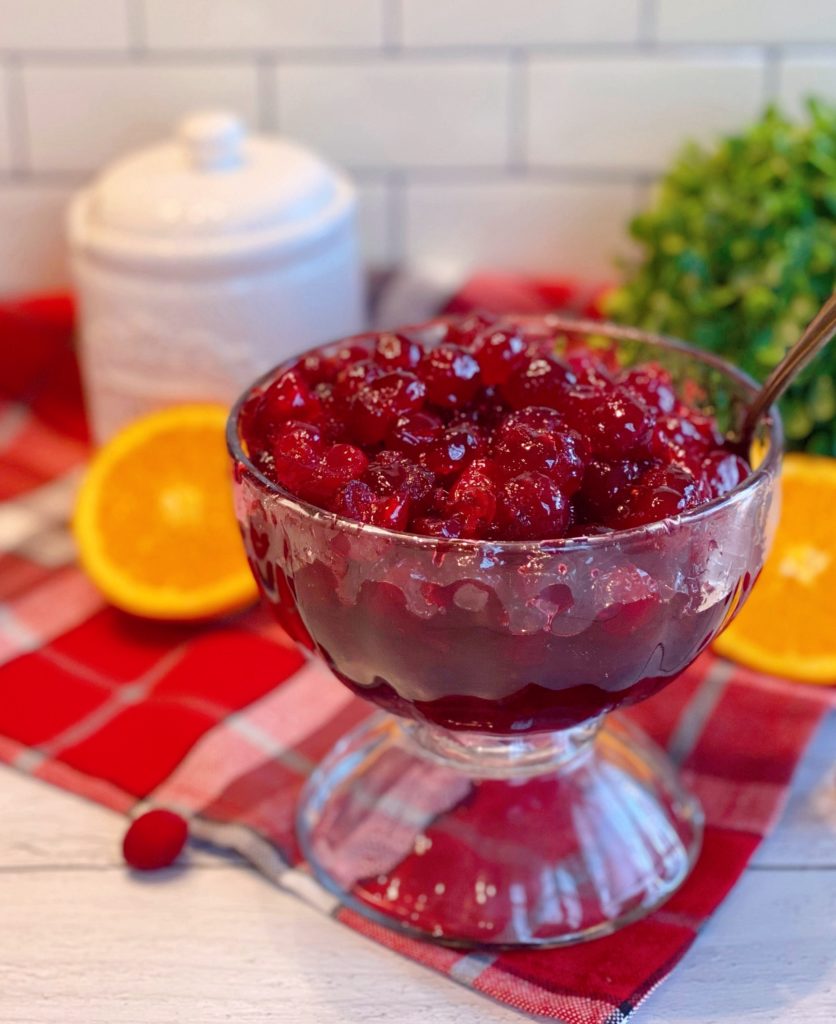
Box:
714;453;836;684
74;404;257;620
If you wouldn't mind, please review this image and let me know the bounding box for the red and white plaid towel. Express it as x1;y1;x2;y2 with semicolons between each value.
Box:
1;286;833;1024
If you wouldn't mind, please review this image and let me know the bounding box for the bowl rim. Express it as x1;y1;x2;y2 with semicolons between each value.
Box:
226;315;784;552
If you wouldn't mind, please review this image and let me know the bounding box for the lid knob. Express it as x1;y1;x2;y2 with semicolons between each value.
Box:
178;111;245;172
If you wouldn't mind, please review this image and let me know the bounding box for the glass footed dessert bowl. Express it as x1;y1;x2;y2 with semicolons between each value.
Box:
227;314;782;948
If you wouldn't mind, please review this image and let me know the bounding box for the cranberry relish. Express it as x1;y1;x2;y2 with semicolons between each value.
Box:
240;314;750;541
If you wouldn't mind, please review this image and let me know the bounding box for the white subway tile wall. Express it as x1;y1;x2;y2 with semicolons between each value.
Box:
527;56;765;171
399;0;641;47
0;0;834;294
22;62;260;172
404;179;638;277
779;59;836;116
275;59;511;168
0;0;130;52
0;185;73;293
0;66;11;171
143;0;385;51
354;177;392;266
656;0;836;44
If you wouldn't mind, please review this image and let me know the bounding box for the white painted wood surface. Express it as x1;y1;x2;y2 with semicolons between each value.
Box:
1;713;834;1024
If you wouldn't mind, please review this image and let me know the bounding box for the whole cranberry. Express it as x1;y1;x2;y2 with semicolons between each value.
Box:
296;351;335;385
451;387;510;431
311;382;348;441
579;457;648;520
374;332;423;369
650;413;720;470
447;458;499;537
620;363;677;415
419;344;481;409
123;809;188;871
493;423;587;495
334;359;385;403
495;472;570;540
495;406;564;442
422;422;487;478
700;451;750;498
564;384;654;458
350;370;427;445
470;327;528;386
566;351;615;390
363;451;435;510
272;421;324;494
303;443;368;502
616;463;705;529
386;409;444;455
330;343;372;376
333;479;378;524
443;311;498;348
257;368;321;431
501;356;576;410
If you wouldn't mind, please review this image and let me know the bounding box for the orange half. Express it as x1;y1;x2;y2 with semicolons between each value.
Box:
714;453;836;684
74;404;256;620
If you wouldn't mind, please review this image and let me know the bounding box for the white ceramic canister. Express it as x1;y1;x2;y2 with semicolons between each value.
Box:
68;111;364;442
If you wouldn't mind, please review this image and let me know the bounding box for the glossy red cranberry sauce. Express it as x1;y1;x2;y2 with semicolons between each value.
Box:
240;314;749;541
234;315;768;735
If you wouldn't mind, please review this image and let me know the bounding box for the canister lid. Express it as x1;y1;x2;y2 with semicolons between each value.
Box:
68;111;356;268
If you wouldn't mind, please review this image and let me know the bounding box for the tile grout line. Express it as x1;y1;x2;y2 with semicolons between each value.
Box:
387;168;405;265
3;54;29;176
507;49;527;171
763;45;782;103
256;54;278;132
0;42;828;63
125;0;146;55
382;0;402;54
638;0;658;45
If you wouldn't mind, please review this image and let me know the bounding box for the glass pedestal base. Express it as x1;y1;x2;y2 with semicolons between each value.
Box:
298;712;703;949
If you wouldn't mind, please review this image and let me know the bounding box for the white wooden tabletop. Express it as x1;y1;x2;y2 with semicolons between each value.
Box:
1;712;834;1024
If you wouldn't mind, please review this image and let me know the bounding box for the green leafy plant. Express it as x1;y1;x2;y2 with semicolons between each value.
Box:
606;99;836;454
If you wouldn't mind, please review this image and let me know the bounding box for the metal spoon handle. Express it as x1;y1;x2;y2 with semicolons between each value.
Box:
739;290;836;445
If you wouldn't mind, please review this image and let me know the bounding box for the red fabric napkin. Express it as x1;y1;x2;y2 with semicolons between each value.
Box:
0;286;832;1023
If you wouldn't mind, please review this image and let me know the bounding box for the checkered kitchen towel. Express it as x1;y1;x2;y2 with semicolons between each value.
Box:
1;286;833;1024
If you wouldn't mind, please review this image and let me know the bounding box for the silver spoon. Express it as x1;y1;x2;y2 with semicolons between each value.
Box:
737;290;836;449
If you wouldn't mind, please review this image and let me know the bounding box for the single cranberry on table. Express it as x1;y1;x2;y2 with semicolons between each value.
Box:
122;809;188;871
